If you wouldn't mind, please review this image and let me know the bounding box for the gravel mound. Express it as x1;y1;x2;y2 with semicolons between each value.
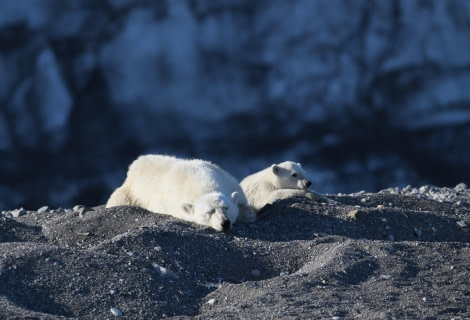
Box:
1;184;469;319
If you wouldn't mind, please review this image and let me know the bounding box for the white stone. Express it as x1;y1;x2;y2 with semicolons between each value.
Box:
110;308;122;316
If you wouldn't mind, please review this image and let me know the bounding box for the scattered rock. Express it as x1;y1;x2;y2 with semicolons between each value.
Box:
347;209;368;221
76;232;90;236
414;228;423;237
457;220;467;228
73;205;93;217
455;183;468;192
11;208;27;218
110;308;122;316
37;206;50;213
154;264;179;279
251;269;260;277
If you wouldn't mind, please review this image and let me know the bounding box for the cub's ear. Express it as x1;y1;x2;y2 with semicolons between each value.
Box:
231;191;239;203
271;164;280;175
181;203;194;214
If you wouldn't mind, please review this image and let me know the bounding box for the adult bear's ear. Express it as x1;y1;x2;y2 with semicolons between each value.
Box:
271;164;280;175
231;191;239;203
182;203;193;214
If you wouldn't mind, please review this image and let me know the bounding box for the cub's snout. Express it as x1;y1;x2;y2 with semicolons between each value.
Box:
299;179;312;189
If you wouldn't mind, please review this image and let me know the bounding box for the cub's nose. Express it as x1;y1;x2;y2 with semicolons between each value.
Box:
221;219;231;231
306;180;312;188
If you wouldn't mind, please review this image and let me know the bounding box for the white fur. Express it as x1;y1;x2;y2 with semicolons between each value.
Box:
106;155;255;231
240;161;329;213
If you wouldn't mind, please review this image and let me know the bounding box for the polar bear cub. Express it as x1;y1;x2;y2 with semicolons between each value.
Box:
106;155;255;232
240;161;329;213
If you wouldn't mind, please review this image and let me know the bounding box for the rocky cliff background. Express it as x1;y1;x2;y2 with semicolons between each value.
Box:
1;0;469;210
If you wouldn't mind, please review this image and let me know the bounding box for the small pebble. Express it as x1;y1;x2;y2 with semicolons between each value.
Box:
12;208;27;218
454;183;467;191
251;269;260;277
206;298;217;305
457;220;467;228
37;206;49;214
74;205;93;217
347;209;367;221
414;228;423;237
110;308;122;316
154;264;179;279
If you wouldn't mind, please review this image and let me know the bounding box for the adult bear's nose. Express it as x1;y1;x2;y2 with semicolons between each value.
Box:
306;180;312;188
221;219;231;231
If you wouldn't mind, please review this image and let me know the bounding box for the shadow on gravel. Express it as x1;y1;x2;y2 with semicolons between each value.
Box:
0;241;209;319
0;217;47;243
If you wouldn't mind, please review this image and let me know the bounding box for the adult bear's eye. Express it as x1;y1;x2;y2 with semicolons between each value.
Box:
291;173;297;177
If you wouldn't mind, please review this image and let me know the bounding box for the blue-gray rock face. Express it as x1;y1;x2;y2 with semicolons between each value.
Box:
0;0;469;209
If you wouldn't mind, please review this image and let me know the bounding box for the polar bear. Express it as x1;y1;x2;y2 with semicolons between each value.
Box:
106;155;255;232
240;161;330;213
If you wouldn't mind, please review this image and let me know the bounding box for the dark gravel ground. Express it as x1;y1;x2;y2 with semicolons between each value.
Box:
1;184;469;319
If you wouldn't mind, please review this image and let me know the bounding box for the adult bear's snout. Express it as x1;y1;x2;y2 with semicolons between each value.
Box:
221;219;231;231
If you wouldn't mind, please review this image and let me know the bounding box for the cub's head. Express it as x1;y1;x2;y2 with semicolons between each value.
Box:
271;161;312;190
182;192;239;232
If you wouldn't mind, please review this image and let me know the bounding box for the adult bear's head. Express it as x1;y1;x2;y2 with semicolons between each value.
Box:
182;191;239;232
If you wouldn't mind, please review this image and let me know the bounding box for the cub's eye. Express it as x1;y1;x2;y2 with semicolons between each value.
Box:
222;206;228;211
291;173;297;177
206;209;215;215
